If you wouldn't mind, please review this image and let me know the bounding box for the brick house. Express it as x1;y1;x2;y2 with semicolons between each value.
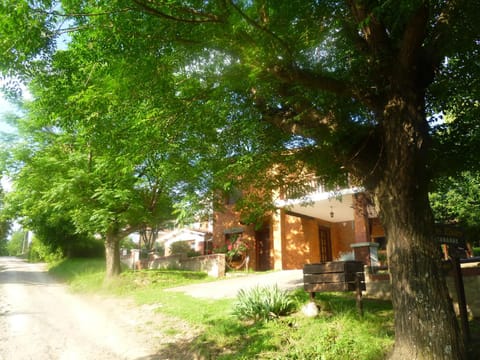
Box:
212;179;386;271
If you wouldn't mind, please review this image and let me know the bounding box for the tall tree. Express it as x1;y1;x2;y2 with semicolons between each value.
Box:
0;187;11;255
1;45;181;276
430;171;480;245
6;231;26;256
1;1;479;358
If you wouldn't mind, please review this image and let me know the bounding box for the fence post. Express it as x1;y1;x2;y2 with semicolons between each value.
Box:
355;272;364;316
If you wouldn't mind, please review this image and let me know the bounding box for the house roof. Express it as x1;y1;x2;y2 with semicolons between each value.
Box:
274;187;362;222
156;228;212;244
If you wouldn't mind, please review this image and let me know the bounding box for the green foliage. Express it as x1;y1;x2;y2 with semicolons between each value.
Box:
213;234;249;261
0;187;11;255
0;238;7;255
430;171;480;245
51;258;394;359
0;17;178;275
120;236;137;250
28;236;63;263
7;231;25;256
169;241;199;257
169;241;191;255
1;2;479;355
233;285;296;323
156;243;166;257
48;258;107;292
48;258;210;294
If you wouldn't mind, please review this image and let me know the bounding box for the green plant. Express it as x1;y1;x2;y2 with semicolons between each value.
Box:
473;247;480;257
213;235;248;261
233;285;296;323
7;231;26;256
47;259;398;358
169;241;194;256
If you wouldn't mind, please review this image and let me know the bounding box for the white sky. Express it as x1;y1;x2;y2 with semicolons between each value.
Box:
0;77;32;133
0;94;17;133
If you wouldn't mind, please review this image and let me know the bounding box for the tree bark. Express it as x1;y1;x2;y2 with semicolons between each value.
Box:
374;90;465;359
104;232;122;278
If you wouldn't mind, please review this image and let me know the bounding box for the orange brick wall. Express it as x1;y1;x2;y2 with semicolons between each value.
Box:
331;221;355;258
213;205;257;267
280;214;359;269
214;206;366;271
370;218;385;238
213;205;238;246
270;213;358;270
282;213;310;269
309;219;332;264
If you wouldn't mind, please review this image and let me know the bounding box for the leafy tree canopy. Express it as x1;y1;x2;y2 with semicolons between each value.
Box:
1;1;479;358
430;171;480;245
6;230;25;256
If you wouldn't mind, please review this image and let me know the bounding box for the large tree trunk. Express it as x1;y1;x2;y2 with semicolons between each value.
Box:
374;91;465;359
104;232;122;278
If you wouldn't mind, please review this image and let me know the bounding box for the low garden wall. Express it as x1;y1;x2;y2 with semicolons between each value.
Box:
364;264;480;317
147;253;226;278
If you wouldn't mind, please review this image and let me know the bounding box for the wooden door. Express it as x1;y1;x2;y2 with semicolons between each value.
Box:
255;226;271;271
319;227;332;262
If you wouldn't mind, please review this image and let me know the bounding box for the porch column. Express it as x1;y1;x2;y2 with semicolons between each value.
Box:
351;193;378;266
353;193;370;243
271;208;284;270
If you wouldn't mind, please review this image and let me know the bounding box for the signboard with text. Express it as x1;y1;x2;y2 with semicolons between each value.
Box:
435;224;466;247
435;224;467;259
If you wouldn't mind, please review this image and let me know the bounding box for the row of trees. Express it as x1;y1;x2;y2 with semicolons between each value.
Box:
1;1;479;359
0;231;25;256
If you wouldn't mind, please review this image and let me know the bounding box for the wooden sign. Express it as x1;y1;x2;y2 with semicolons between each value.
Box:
435;224;466;248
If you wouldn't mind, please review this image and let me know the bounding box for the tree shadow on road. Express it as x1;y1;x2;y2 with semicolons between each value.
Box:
134;318;276;360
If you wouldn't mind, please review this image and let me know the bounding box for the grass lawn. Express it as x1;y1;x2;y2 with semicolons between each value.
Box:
47;258;479;359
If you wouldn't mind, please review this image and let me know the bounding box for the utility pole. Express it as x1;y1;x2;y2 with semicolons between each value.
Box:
21;231;28;255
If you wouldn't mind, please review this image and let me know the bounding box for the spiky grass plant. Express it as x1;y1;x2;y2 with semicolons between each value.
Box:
233;285;296;322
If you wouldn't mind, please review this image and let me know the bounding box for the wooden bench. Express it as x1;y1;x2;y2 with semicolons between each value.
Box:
303;261;366;315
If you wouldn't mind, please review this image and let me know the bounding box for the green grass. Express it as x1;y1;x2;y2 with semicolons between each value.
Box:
45;258;398;359
47;258;480;359
48;258;213;294
48;258;106;292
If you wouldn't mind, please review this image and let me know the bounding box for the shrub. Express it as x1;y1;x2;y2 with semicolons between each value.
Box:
169;241;193;255
473;247;480;257
168;241;200;257
28;237;63;263
233;285;296;322
7;231;25;256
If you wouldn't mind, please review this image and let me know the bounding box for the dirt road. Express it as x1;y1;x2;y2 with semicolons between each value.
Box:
0;257;189;360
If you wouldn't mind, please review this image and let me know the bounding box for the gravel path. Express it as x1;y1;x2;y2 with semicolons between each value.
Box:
0;257;304;359
0;257;193;360
167;269;304;299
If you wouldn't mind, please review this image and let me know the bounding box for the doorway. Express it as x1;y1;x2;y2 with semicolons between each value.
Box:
319;226;332;262
255;225;271;271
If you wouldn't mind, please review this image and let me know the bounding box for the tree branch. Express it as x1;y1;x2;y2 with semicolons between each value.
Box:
427;0;462;69
37;7;135;18
227;0;291;54
268;64;351;97
398;3;429;70
251;88;335;136
347;0;391;56
133;0;224;24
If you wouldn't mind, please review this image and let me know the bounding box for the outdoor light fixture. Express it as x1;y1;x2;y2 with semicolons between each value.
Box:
330;206;334;218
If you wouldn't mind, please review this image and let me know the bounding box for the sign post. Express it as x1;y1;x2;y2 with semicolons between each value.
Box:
435;225;469;343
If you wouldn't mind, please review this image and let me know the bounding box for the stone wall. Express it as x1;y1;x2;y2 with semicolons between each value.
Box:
445;266;480;318
147;253;226;278
364;264;480;317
